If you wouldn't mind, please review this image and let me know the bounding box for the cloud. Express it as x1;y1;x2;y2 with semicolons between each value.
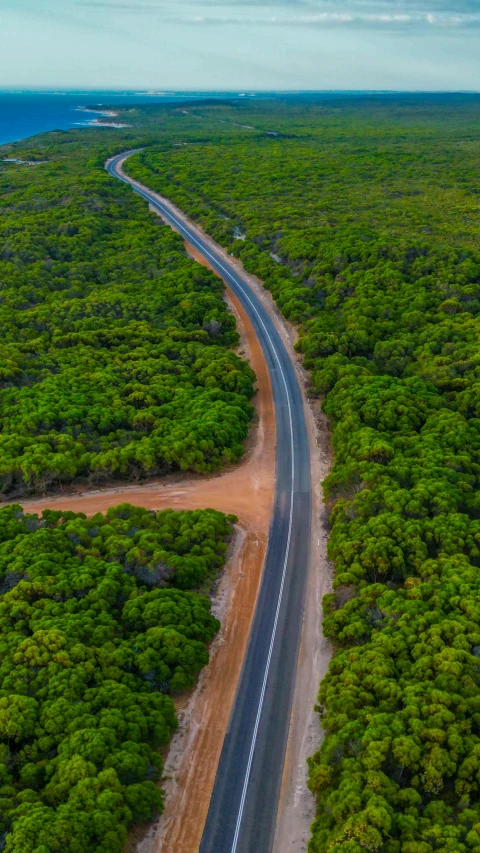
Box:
73;0;480;30
184;6;480;29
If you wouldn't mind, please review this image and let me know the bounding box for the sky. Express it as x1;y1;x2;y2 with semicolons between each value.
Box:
1;0;479;91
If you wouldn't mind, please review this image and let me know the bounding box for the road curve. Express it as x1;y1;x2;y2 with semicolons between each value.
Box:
106;151;312;853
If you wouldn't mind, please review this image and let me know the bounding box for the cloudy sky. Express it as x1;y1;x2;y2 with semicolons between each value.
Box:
1;0;479;90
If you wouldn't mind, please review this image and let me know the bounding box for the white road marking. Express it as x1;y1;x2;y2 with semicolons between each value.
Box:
111;156;297;853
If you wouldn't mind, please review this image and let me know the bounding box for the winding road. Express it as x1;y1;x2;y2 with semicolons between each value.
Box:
106;152;312;853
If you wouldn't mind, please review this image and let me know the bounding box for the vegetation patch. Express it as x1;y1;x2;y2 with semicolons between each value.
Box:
0;502;235;852
0;135;255;497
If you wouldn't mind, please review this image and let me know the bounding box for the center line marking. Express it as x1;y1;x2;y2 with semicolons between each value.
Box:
110;155;298;852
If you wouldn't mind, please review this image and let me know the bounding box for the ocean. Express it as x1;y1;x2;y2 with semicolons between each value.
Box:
0;91;256;146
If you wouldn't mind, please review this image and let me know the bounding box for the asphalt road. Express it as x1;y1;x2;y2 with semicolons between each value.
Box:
107;151;312;853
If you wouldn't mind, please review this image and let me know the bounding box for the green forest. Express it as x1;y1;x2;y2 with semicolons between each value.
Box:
122;96;480;852
3;95;480;852
0;501;234;852
0;132;255;498
0;121;251;851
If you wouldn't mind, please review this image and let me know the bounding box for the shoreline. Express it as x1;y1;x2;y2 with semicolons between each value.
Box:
74;106;130;129
0;103;127;148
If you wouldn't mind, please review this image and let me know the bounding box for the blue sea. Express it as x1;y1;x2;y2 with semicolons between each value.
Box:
0;91;260;146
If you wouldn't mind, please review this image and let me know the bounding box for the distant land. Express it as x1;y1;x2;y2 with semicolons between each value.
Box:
1;89;478;146
0;90;260;145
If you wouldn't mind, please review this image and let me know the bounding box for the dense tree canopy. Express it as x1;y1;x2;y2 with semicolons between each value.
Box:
0;502;235;852
124;95;480;852
0;133;255;497
4;94;480;851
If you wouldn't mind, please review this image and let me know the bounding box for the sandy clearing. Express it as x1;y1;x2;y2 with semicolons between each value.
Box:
18;284;275;530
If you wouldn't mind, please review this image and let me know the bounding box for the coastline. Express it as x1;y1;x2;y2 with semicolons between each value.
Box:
74;105;131;129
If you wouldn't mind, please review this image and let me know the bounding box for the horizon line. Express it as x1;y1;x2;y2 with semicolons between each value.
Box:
1;88;479;95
